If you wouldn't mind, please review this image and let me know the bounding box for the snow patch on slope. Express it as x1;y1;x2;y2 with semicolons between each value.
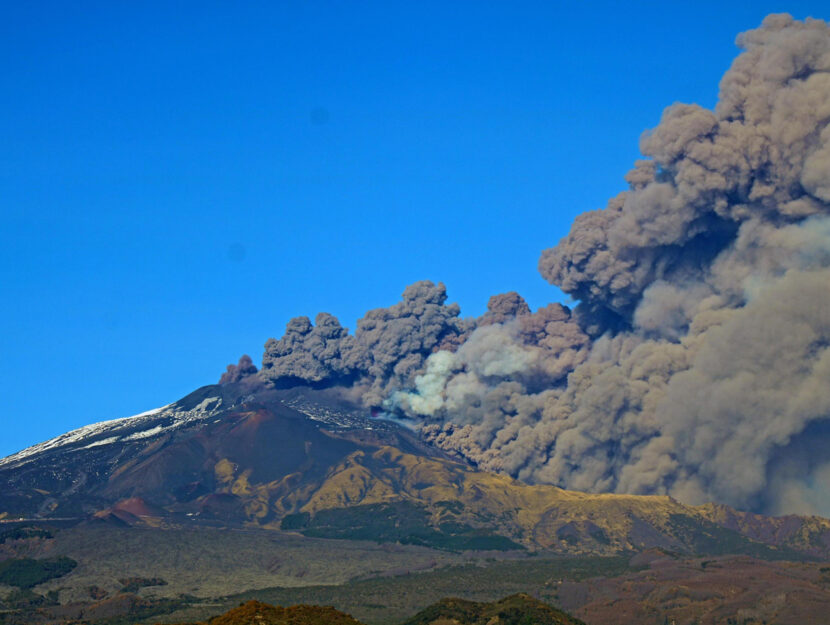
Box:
0;407;167;468
123;425;165;441
82;436;121;449
0;397;224;469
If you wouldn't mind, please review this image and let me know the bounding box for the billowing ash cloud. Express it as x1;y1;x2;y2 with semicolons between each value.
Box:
257;15;830;516
260;281;472;404
478;292;531;326
219;355;258;385
396;14;830;515
342;280;474;406
262;313;355;385
539;14;830;336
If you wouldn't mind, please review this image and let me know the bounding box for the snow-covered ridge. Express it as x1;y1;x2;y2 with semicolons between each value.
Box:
0;395;224;470
0;406;167;469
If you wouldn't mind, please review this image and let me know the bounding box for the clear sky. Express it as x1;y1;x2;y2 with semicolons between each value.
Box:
2;1;828;459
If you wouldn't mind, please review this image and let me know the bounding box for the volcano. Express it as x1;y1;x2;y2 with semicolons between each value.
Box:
0;381;439;523
3;380;830;559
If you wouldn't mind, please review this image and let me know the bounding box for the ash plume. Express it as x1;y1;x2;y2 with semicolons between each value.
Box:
478;292;531;326
257;15;830;516
219;355;258;385
260;281;472;404
342;280;474;406
261;313;355;386
398;14;830;514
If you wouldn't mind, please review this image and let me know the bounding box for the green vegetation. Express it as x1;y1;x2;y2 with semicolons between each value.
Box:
0;556;76;589
1;588;50;609
0;587;61;616
90;597;197;625
401;593;586;625
280;512;311;530
0;594;217;625
221;555;633;625
152;595;586;625
282;502;523;552
0;526;52;545
587;527;610;545
666;514;808;560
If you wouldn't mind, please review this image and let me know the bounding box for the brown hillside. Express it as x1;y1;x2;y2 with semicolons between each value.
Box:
170;599;365;625
278;445;830;557
401;593;586;625
3;385;830;559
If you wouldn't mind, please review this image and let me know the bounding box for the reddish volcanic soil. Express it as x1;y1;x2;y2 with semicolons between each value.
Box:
557;553;830;625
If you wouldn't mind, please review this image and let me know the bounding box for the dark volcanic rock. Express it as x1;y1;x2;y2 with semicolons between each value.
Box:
0;383;438;525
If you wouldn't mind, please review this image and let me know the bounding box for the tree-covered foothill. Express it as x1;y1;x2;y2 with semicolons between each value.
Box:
0;556;77;589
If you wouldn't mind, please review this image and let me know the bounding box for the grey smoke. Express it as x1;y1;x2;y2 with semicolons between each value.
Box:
256;15;830;516
261;313;355;385
396;14;830;515
478;292;531;326
219;354;258;385
260;281;471;405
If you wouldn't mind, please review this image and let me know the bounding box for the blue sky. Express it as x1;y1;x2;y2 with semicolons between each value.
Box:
1;1;828;458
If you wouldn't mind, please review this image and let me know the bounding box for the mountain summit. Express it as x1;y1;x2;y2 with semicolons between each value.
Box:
3;381;830;559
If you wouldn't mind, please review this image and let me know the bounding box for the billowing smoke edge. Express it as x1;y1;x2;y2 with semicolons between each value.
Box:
250;14;830;517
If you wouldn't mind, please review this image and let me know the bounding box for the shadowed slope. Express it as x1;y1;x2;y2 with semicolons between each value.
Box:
401;593;586;625
2;383;830;558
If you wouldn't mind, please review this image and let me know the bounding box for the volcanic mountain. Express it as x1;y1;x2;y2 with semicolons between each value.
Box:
2;380;830;559
0;381;441;524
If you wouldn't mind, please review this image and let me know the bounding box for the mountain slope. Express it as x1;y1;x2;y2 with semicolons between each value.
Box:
276;445;830;556
0;383;437;522
2;382;830;558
